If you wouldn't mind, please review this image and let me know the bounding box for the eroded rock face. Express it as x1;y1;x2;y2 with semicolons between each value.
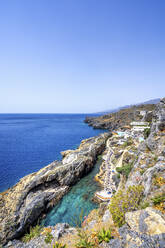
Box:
125;208;165;235
0;133;110;245
107;208;165;248
108;224;165;248
151;98;165;133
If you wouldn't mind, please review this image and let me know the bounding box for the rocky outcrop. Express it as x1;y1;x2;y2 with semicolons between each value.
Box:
125;207;165;235
151;97;165;133
108;207;165;248
5;223;77;248
108;223;165;248
0;133;110;245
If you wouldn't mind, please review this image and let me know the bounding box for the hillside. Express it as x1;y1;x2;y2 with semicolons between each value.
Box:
96;98;160;115
85;104;156;130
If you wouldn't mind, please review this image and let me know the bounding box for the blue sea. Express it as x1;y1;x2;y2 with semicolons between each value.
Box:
0;114;102;192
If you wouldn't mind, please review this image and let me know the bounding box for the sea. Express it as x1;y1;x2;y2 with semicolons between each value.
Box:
0;114;104;226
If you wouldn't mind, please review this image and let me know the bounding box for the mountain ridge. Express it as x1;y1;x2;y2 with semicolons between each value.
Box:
95;98;160;115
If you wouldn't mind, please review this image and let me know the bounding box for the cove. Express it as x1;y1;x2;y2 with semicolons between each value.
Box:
42;157;102;227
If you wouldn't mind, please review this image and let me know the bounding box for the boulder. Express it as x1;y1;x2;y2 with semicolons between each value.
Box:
125;207;165;235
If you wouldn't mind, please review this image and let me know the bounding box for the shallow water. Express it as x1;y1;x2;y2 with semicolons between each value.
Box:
42;158;102;227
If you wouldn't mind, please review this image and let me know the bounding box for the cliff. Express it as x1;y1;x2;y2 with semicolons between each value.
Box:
0;133;110;245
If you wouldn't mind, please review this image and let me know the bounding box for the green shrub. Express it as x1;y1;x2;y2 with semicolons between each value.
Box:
122;138;133;147
117;173;120;179
151;193;165;205
76;230;95;248
109;185;144;227
144;128;150;139
116;162;133;179
140;169;146;175
53;242;67;248
44;232;53;244
153;156;158;162
22;225;42;243
140;201;149;209
97;228;113;243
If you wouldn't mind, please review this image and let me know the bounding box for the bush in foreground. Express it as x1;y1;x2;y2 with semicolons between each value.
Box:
109;185;144;227
76;229;95;248
53;242;67;248
22;225;43;243
97;228;113;243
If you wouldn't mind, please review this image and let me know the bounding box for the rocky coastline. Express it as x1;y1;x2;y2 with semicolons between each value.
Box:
1;98;165;248
0;133;110;245
84;104;155;130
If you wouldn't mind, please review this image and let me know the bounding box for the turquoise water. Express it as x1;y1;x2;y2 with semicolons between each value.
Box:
42;158;102;227
117;131;125;136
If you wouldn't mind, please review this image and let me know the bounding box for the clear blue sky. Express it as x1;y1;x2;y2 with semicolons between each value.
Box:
0;0;164;113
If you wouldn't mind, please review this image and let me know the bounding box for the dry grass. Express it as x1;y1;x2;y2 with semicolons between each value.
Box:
59;232;79;248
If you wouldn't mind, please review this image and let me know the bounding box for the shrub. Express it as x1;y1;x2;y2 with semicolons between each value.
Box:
109;185;144;227
140;169;146;175
153;156;158;162
116;162;133;179
151;193;165;214
122;138;133;147
151;193;165;205
76;229;95;248
44;232;53;244
140;201;149;209
144;128;150;139
117;173;120;179
53;242;67;248
97;228;113;243
22;225;43;243
153;176;165;186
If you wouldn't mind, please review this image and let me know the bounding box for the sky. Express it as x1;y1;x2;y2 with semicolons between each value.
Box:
0;0;164;113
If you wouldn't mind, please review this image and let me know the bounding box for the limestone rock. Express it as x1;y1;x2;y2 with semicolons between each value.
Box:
116;224;164;248
151;97;165;133
102;209;111;223
142;162;165;196
125;207;165;235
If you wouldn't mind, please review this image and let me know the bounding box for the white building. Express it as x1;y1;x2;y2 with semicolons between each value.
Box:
130;121;150;132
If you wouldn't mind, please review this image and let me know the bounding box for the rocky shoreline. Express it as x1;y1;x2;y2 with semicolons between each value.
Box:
0;133;110;245
1;98;165;248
